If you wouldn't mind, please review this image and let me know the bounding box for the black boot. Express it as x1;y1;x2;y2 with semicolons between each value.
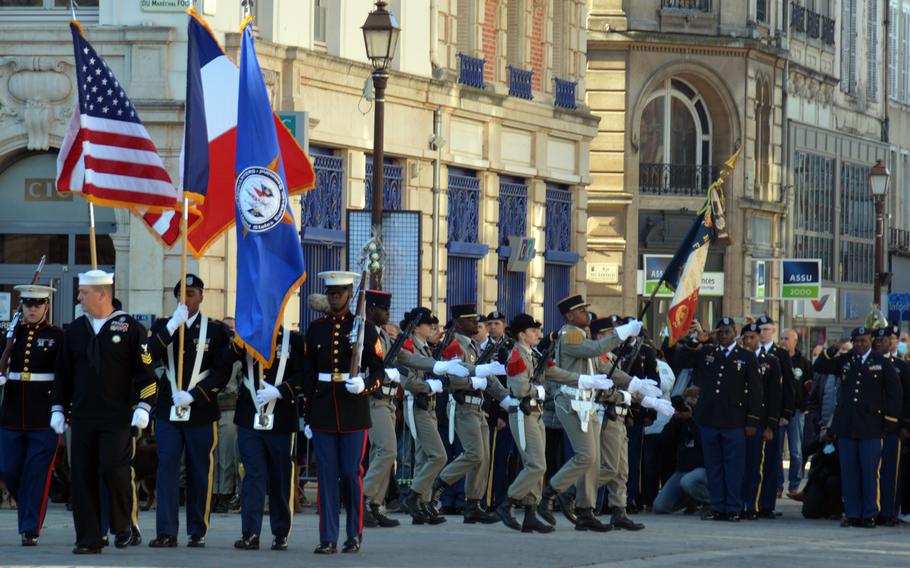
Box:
538;485;558;525
363;501;379;528
574;508;612;532
611;506;645;531
420;500;447;525
495;498;522;531
369;503;400;527
522;504;555;533
403;491;429;525
463;499;499;524
430;478;448;510
557;486;577;524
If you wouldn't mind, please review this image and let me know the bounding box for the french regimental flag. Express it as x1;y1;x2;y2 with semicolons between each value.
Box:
141;9;314;252
233;16;306;367
663;204;715;347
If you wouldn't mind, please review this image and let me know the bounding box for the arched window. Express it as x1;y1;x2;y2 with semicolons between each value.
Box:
639;78;714;196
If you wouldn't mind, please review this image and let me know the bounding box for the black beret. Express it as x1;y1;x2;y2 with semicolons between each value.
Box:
174;274;204;298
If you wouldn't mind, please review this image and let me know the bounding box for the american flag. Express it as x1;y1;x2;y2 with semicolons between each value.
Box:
56;22;179;214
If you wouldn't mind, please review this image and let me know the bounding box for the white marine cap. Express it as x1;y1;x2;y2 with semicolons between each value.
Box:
78;269;114;286
14;284;56;299
317;271;360;287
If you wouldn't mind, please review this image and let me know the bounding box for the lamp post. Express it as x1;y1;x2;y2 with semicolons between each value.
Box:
362;1;400;289
868;159;891;307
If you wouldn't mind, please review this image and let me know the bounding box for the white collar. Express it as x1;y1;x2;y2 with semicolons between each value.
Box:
90;310;124;335
859;350;871;364
761;341;774;351
754;347;762;357
186;311;200;327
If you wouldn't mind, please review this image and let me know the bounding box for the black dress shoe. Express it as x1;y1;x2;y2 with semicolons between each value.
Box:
725;513;740;522
129;525;142;546
72;545;102;554
187;535;206;548
100;535;109;547
114;531;132;549
20;532;38;546
234;533;260;550
862;518;877;528
742;511;759;521
701;510;726;521
313;541;337;554
271;535;288;550
341;536;361;553
149;535;178;548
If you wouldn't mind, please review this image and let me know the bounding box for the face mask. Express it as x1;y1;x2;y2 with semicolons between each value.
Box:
898;342;908;357
823;443;835;455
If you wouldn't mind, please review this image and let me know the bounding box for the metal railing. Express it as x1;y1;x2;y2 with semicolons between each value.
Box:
791;2;805;33
507;65;533;100
806;10;820;38
554;77;577;109
821;16;836;45
457;53;485;89
892;228;910;252
660;0;712;10
639;163;719;196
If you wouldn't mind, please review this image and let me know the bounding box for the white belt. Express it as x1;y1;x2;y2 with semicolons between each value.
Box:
528;398;540;407
318;372;350;382
559;385;593;398
381;385;397;396
8;372;54;382
463;395;483;406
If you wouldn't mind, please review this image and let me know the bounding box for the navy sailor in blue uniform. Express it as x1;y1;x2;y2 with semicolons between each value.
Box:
0;284;63;546
814;325;902;527
302;271;383;554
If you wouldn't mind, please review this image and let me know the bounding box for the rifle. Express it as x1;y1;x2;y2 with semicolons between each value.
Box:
452;333;515;403
0;255;46;376
383;308;427;367
414;323;456;411
348;238;383;378
517;331;560;415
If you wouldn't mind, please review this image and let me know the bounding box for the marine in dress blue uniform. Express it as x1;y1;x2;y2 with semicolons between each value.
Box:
302;271;384;554
738;323;782;519
813;326;902;527
147;275;231;548
0;284;62;546
692;317;763;521
227;326;303;551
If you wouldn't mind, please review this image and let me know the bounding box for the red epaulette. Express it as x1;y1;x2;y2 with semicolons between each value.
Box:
506;348;527;376
442;341;464;360
402;338;415;353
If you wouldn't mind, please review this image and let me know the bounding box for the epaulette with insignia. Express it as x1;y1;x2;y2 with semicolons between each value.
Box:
442;341;464;360
374;338;384;358
564;328;585;345
507;348;526;376
403;338;415;353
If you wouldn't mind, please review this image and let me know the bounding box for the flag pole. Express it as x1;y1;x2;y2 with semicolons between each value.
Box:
88;202;98;270
177;197;189;395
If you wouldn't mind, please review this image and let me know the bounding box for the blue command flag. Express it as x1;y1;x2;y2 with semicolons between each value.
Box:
233;18;306;366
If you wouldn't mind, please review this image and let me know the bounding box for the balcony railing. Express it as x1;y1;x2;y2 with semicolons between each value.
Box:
806;10;820;38
554;78;577;109
507;65;533;100
756;0;767;23
639;163;719;196
661;0;712;10
791;2;805;33
892;228;910;252
457;53;485;89
821;16;835;45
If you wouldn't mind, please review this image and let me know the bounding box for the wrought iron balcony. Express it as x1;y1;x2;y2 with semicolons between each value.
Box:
554;78;577;109
806;10;820;38
892;228;910;253
756;0;767;23
821;16;836;45
507;65;533;100
639;163;719;196
791;1;805;33
660;0;712;11
457;53;485;89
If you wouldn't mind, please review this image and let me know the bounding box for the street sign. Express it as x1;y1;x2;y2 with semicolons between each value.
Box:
277;111;308;148
140;0;192;12
639;254;724;297
507;236;536;272
587;262;619;284
781;259;821;300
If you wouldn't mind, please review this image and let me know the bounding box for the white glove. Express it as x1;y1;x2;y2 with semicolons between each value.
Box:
303;424;313;439
0;374;6;386
578;374;613;390
475;362;506;378
628;377;662;398
642;396;675;417
433;359;470;377
256;383;282;406
166;303;190;334
470;376;488;390
384;368;401;383
426;378;444;394
535;384;546;400
617;390;632;406
615;319;643;341
499;395;518;409
172;390;194;407
344;375;365;394
50;410;67;434
131;406;150;430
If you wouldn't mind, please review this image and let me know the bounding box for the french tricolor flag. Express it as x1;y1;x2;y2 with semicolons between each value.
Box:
663;206;715;346
142;9;314;254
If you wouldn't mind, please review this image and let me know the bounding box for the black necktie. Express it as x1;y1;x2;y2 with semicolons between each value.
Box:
759;346;767;356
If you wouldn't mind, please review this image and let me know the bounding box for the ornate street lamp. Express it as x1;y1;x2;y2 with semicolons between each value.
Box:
362;1;400;289
868;159;891;307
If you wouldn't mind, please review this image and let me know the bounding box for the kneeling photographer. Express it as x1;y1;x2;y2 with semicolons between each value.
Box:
653;386;708;514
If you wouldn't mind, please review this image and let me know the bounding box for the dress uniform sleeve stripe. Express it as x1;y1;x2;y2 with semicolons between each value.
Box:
140;384;157;399
885;415;899;423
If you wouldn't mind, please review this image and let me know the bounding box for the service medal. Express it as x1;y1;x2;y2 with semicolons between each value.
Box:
112;335;121;344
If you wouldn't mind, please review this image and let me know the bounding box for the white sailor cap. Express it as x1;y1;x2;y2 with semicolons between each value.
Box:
14;284;55;299
78;269;114;286
318;271;360;287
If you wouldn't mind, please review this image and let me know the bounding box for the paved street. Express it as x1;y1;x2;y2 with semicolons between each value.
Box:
0;499;908;568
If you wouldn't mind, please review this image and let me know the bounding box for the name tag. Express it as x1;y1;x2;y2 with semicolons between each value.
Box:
868;365;882;371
